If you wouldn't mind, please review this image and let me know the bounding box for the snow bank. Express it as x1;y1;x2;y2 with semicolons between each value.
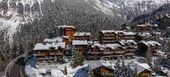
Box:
25;63;88;77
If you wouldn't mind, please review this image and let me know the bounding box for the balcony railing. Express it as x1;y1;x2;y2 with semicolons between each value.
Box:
87;52;101;54
103;52;114;54
49;52;63;55
36;53;45;56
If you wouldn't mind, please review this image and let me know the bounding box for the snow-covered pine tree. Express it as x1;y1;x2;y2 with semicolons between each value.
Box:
114;57;136;77
71;51;84;68
88;68;95;77
114;57;122;77
64;66;67;75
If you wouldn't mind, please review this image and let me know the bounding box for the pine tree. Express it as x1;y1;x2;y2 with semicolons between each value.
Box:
64;66;67;75
71;51;84;68
114;57;121;77
19;44;25;55
114;57;136;77
11;45;18;58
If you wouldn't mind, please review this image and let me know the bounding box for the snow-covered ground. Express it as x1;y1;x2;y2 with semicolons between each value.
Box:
25;58;137;77
25;63;88;77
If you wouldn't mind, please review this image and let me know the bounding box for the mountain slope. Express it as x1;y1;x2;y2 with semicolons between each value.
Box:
0;0;169;53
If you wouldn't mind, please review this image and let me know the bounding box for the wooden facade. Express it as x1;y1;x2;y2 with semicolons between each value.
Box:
74;32;91;41
72;40;89;56
99;30;136;44
92;66;114;77
58;25;76;41
33;47;64;64
87;46;103;60
119;40;137;58
99;30;117;44
33;42;66;64
138;70;152;77
89;61;114;77
135;23;153;32
86;42;137;60
138;41;161;56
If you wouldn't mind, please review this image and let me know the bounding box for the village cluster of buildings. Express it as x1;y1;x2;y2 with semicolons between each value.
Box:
31;23;164;65
27;23;170;77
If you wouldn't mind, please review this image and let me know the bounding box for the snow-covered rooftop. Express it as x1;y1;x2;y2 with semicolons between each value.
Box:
119;40;137;46
89;60;112;70
104;43;122;49
72;40;88;45
58;25;75;29
101;30;136;35
128;62;151;74
43;37;63;43
123;32;136;35
74;32;91;36
138;32;152;37
136;23;152;27
33;42;65;51
140;41;161;46
101;30;116;33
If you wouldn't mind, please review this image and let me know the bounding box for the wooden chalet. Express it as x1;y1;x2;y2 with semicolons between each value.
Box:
58;25;76;41
87;42;130;60
74;32;91;40
72;40;89;56
87;41;104;60
118;40;138;58
102;44;125;60
128;62;152;77
88;60;114;77
124;32;136;40
99;30;117;44
99;30;136;44
138;41;161;56
135;23;153;32
33;42;65;64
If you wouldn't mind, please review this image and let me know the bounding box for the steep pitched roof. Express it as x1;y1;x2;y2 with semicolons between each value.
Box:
72;40;88;45
33;42;65;51
128;62;151;74
89;60;112;70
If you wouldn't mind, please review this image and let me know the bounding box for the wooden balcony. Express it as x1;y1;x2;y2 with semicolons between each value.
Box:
87;52;101;54
125;49;136;52
103;52;114;54
36;53;45;56
49;52;64;56
115;51;125;54
124;52;134;56
101;37;116;40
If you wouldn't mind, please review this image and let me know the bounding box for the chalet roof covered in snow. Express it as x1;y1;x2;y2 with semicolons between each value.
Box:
136;23;152;27
43;37;63;43
140;41;161;46
123;32;136;35
101;30;136;35
74;32;91;36
128;62;151;74
100;30;116;33
104;43;123;49
100;30;125;34
90;41;105;50
58;25;75;29
89;60;112;70
119;40;137;46
33;42;65;51
72;40;88;45
138;32;152;37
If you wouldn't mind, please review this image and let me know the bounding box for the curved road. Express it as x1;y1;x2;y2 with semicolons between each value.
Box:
8;57;26;77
